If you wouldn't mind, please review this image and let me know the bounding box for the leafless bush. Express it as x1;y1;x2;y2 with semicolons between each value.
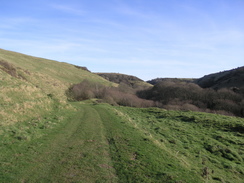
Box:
69;80;95;100
0;60;18;78
138;80;244;117
163;104;181;111
211;110;234;116
181;103;200;111
68;80;155;108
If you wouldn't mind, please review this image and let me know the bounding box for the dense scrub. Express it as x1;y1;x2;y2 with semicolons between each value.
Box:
69;78;244;117
138;80;244;117
68;79;156;108
147;78;196;85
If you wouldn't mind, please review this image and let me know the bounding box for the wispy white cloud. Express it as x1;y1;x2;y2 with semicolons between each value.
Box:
50;3;85;16
0;0;243;80
0;17;36;29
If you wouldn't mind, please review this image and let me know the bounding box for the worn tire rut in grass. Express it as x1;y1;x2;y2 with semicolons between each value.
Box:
2;103;204;182
0;104;117;183
2;103;243;182
93;104;202;183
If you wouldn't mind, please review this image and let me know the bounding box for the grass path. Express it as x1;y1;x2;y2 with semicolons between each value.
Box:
94;105;205;183
3;103;241;182
0;103;203;182
0;104;118;183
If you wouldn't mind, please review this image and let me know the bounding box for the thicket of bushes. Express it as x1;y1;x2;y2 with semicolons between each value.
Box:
137;80;244;117
68;80;155;108
68;79;244;117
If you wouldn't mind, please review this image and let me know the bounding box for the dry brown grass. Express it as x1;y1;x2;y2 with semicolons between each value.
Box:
0;49;115;126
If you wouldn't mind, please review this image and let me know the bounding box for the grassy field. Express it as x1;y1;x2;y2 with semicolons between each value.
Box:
113;106;244;182
0;102;243;182
1;49;243;182
0;103;118;182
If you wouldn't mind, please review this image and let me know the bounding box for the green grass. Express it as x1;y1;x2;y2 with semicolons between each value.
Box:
0;103;118;182
1;103;243;182
112;106;244;182
95;104;202;182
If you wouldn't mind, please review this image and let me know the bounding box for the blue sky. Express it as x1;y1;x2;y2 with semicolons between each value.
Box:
1;0;243;80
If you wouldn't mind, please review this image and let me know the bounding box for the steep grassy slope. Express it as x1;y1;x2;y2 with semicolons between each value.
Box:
0;48;113;125
0;49;112;85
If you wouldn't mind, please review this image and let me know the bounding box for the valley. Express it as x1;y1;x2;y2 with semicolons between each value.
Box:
0;48;243;182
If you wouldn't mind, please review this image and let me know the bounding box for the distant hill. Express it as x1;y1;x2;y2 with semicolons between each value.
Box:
96;73;152;89
138;67;244;117
147;78;196;85
195;66;244;89
147;67;244;91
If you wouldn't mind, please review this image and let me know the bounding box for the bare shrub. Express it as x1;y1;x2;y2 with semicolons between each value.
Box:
69;77;243;116
212;110;234;116
70;80;95;100
217;88;242;102
164;100;200;112
68;80;156;108
0;60;18;78
137;79;244;117
213;99;239;116
163;104;181;111
102;95;117;106
181;103;200;111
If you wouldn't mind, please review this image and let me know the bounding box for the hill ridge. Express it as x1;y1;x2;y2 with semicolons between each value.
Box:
195;66;244;89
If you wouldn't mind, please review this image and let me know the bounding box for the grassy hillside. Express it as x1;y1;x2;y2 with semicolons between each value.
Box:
0;48;113;125
0;49;112;84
